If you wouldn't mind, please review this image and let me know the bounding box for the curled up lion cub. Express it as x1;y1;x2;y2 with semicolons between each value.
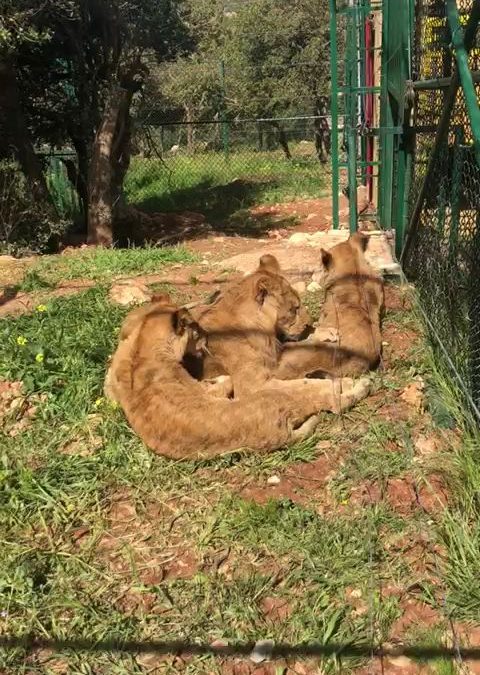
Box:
112;295;371;460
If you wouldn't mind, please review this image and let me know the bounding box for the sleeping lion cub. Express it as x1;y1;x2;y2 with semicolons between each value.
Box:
112;295;371;460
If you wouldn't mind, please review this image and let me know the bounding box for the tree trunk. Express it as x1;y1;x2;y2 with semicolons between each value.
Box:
112;91;133;216
0;60;51;204
271;121;291;160
87;87;125;246
313;97;331;164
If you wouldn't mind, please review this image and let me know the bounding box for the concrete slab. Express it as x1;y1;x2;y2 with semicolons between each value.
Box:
217;229;401;283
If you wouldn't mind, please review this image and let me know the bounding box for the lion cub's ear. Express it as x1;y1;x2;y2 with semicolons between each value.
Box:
254;275;272;305
258;254;281;275
320;248;333;270
171;307;193;335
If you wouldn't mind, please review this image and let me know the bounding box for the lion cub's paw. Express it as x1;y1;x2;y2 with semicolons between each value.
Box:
310;326;339;344
202;375;234;399
291;414;321;440
331;377;371;412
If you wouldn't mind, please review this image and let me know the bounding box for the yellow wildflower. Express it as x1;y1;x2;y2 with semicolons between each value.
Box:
94;397;104;408
35;353;44;363
16;336;28;346
36;304;48;313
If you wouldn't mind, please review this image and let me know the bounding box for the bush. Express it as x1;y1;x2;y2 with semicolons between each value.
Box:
0;160;67;256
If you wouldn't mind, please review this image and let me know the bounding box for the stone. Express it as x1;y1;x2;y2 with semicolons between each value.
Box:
108;280;151;306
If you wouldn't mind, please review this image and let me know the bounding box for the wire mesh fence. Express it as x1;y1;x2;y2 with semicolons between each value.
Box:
124;116;330;220
403;0;480;416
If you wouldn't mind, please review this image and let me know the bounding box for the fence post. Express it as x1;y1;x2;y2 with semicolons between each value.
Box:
329;0;340;230
219;60;230;158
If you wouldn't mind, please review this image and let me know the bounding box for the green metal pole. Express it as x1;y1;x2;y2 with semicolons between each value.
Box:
329;0;340;229
345;3;358;233
446;0;480;166
358;0;368;187
219;60;230;157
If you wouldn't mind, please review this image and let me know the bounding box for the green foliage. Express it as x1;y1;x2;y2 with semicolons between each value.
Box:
151;0;332;120
0;160;66;255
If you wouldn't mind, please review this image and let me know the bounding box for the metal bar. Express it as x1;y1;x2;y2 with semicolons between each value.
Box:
339;161;381;167
152;115;331;127
378;0;393;231
446;0;480;166
329;0;340;230
413;70;480;90
338;86;382;93
401;0;480;263
358;0;368;186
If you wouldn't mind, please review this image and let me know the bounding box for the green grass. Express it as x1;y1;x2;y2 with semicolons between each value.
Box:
13;245;197;292
125;148;328;226
0;282;478;672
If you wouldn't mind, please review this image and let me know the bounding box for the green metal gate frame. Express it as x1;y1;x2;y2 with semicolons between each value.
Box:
329;0;384;235
329;0;480;261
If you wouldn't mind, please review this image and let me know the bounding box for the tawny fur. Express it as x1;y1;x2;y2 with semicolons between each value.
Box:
186;254;311;395
276;232;385;379
105;293;234;402
113;297;371;460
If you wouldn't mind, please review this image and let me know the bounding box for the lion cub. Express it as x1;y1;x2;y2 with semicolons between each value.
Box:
104;294;233;403
113;295;371;460
188;254;312;395
277;231;385;379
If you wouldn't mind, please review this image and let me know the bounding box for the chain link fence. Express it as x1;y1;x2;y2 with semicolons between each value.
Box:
403;0;480;415
124;116;330;223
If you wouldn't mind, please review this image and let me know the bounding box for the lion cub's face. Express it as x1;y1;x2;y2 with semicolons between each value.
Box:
254;254;311;340
134;299;206;363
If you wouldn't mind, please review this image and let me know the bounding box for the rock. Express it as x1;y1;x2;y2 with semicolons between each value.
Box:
307;281;321;293
108;280;152;306
306;213;318;220
414;435;437;456
267;475;281;486
400;378;424;411
250;639;274;664
315;440;332;451
288;232;311;245
198;272;219;284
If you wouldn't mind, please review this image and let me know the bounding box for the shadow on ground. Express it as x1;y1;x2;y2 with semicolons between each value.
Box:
131;177;299;239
